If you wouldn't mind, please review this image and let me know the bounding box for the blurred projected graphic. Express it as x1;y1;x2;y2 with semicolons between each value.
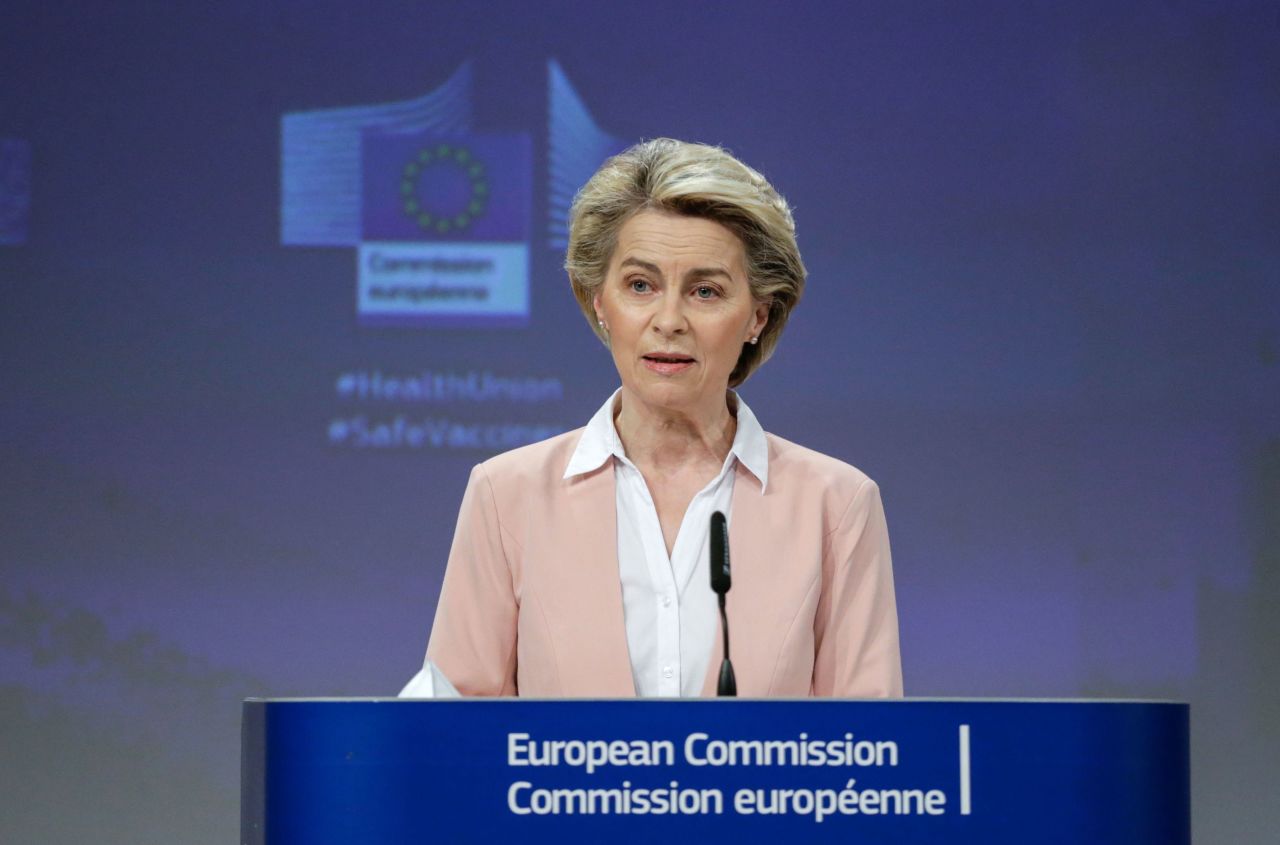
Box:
0;139;31;246
359;132;532;326
280;60;624;328
547;60;628;250
280;64;473;247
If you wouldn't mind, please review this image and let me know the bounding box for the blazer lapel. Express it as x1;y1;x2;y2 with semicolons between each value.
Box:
563;464;636;696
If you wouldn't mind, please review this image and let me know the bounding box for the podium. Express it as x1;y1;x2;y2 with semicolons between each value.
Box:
242;698;1188;844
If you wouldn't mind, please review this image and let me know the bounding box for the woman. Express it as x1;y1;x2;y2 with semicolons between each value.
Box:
415;138;901;698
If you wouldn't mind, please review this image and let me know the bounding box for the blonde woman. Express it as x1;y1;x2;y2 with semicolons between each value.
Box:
416;139;901;699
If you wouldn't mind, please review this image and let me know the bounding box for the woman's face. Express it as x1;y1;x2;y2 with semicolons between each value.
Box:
593;210;769;416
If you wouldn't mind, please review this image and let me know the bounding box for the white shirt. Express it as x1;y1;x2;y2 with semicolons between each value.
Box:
562;390;769;697
398;659;460;698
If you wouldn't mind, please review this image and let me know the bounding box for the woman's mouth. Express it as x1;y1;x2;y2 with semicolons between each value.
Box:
642;353;696;375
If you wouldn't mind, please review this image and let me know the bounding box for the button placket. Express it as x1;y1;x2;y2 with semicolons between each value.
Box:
625;460;681;696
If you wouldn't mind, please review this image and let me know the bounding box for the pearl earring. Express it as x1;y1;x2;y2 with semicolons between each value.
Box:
749;336;758;345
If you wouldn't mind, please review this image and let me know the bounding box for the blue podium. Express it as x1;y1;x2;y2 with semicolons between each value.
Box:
242;698;1188;844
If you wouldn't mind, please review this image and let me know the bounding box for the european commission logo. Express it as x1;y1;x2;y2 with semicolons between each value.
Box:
280;61;625;327
358;133;532;326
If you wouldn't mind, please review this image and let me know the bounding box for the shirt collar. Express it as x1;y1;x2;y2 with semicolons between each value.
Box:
562;390;626;478
563;389;769;492
728;391;769;491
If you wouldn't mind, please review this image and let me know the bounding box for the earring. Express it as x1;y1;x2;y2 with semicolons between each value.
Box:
749;336;758;345
598;320;607;331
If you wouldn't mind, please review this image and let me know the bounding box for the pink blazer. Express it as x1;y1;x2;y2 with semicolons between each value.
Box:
425;428;902;698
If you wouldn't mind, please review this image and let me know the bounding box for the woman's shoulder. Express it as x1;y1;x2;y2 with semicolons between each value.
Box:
475;427;587;486
762;433;885;534
763;432;878;496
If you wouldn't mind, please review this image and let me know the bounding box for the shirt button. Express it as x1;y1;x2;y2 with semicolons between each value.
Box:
662;666;674;679
662;595;672;607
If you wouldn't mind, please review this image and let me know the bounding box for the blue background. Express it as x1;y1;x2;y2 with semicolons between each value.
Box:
0;2;1276;842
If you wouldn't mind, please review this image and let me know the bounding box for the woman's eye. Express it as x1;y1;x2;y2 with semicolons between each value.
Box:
629;279;651;293
694;285;717;299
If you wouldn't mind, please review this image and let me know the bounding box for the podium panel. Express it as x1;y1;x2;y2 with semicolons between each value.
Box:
242;698;1188;844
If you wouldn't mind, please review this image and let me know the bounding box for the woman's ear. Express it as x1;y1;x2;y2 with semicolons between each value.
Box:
593;292;606;332
749;299;770;341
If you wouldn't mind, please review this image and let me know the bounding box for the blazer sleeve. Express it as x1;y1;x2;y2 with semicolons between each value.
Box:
425;463;520;696
811;478;904;697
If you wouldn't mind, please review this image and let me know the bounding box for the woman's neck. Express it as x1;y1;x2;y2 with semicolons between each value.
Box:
613;388;737;474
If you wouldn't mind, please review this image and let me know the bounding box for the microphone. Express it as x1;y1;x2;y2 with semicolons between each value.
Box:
709;511;737;697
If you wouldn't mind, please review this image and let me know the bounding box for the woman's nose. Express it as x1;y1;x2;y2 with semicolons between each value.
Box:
652;294;688;335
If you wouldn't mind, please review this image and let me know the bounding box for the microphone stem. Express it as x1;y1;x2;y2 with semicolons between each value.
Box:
719;593;730;660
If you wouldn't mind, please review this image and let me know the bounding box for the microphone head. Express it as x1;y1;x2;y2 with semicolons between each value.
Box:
709;511;731;595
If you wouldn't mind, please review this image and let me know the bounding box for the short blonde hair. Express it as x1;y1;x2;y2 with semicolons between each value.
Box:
565;138;806;387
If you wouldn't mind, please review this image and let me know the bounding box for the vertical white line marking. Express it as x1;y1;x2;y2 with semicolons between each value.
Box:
959;724;972;815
